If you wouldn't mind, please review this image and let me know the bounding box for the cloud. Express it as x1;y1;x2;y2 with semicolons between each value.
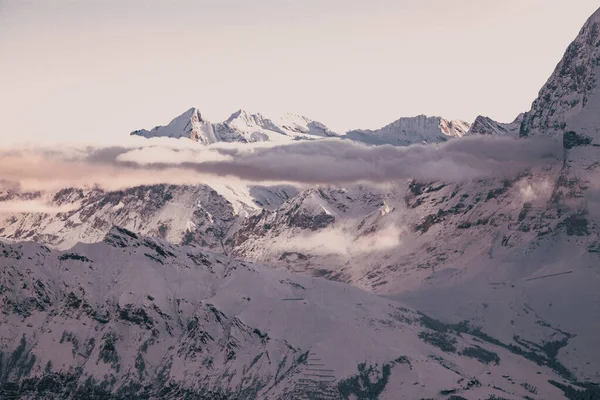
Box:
0;136;562;192
517;177;553;203
0;200;79;214
158;136;562;184
273;224;404;257
0;142;242;191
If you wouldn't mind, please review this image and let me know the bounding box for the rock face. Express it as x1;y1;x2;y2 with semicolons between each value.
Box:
519;8;600;141
346;115;471;146
0;228;577;399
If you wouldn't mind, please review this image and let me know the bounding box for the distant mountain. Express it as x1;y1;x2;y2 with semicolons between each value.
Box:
465;114;524;136
131;108;339;144
132;109;472;147
0;227;574;399
130;108;217;144
346;115;471;146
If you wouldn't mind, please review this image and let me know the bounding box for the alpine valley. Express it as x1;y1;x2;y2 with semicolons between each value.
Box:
2;7;600;400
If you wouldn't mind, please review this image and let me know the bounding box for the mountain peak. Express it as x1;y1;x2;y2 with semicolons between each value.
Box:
519;7;600;140
225;109;251;123
465;114;523;136
130;107;217;144
182;107;200;117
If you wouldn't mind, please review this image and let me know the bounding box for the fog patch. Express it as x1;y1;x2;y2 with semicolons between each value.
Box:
273;223;405;257
0;200;80;214
0;136;562;192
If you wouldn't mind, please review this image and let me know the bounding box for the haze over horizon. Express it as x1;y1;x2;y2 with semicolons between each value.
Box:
2;0;599;144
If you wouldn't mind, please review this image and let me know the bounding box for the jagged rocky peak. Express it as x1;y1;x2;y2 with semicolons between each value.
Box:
466;113;524;136
130;107;217;144
437;117;471;137
345;115;471;146
520;7;600;140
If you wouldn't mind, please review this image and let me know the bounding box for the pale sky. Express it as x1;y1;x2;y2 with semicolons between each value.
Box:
1;0;599;144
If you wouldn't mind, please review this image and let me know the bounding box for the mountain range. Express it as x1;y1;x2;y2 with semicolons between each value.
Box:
131;108;339;145
2;6;600;400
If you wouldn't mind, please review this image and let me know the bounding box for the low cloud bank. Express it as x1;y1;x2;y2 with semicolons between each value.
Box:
0;136;562;191
191;136;561;184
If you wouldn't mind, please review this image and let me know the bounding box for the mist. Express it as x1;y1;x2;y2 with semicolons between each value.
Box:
0;200;80;214
0;136;562;192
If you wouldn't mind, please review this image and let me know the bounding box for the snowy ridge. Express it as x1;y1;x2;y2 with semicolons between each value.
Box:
346;115;471;146
132;108;471;147
132;108;339;145
0;228;577;399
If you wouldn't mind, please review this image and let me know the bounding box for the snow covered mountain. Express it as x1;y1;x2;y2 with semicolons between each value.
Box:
130;108;217;145
131;108;339;144
346;115;471;146
132;108;470;147
0;183;297;251
520;7;600;142
0;227;582;399
231;164;600;382
465;114;524;136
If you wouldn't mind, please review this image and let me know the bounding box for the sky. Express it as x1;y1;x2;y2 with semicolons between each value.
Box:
1;0;599;144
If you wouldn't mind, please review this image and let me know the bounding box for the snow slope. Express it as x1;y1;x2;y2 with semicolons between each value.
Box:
0;228;579;399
